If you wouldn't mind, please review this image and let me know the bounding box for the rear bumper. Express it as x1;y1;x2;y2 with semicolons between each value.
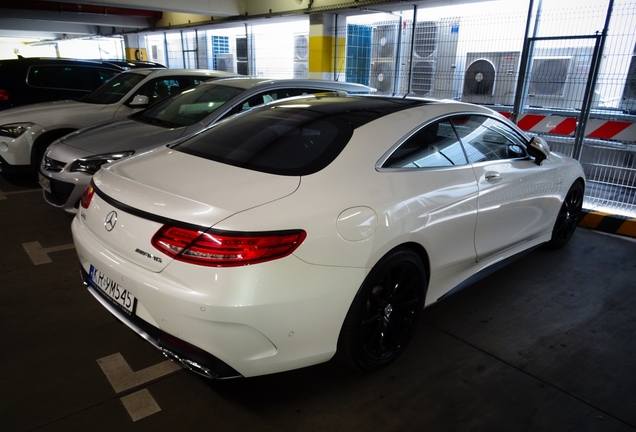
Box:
80;266;242;379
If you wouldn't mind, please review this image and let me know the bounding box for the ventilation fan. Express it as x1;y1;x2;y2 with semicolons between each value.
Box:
294;35;309;61
411;61;434;96
294;62;308;79
464;59;496;96
528;58;570;96
413;22;438;59
371;62;394;94
373;24;398;59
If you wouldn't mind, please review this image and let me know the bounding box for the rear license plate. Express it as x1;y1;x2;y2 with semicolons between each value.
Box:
38;173;51;193
89;265;137;316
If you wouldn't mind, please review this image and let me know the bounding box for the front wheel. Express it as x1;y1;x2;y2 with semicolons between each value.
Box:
337;247;427;372
547;181;584;249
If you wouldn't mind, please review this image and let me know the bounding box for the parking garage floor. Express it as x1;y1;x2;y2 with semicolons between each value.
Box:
2;172;636;432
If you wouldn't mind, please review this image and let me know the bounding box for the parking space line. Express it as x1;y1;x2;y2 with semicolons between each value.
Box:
97;352;181;422
22;241;75;265
0;188;41;200
120;389;162;422
97;352;180;393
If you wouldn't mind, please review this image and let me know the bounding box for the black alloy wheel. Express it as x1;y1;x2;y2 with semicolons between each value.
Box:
547;181;584;249
338;247;427;372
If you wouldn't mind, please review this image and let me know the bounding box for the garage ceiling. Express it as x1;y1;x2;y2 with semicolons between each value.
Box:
0;0;239;40
0;0;496;40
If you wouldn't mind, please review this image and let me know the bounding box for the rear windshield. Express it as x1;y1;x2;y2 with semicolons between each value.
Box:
172;106;354;176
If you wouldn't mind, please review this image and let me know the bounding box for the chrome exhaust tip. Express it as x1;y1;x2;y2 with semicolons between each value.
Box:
161;348;218;379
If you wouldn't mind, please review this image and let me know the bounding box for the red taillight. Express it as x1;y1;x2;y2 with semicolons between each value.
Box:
0;89;9;102
80;184;95;209
151;225;307;267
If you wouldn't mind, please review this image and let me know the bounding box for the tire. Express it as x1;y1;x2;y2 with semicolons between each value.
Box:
547;181;584;249
337;247;427;372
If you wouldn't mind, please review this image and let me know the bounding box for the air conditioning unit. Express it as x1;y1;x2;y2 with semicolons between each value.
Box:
371;21;440;96
429;17;461;100
370;60;397;94
462;51;520;105
294;34;309;61
408;21;438;97
294;34;309;79
370;23;400;95
294;62;308;79
215;53;235;73
619;55;636;113
526;46;597;110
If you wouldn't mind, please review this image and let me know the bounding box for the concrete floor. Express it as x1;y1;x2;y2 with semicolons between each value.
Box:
2;172;636;432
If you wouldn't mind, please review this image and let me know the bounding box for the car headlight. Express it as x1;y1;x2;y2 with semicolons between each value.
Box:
69;151;135;174
0;123;33;138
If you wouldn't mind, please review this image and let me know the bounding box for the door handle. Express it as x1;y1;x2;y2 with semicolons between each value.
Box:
485;172;503;183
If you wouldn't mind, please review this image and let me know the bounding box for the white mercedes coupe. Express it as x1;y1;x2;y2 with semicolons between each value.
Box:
72;94;585;379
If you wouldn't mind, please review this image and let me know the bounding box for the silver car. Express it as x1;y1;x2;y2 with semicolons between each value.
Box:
1;68;236;174
39;77;373;213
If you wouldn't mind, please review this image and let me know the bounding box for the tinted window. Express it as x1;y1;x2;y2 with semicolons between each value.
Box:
383;120;467;168
135;83;244;127
135;78;183;104
450;115;528;163
219;88;360;121
81;72;146;104
27;65;116;91
173;106;354;176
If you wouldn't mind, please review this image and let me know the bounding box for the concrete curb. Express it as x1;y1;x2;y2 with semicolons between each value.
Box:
579;210;636;238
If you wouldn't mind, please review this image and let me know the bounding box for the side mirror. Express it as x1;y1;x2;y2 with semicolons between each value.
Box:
528;136;550;165
129;94;150;107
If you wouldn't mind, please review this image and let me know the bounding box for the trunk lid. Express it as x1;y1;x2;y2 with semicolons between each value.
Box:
79;146;300;271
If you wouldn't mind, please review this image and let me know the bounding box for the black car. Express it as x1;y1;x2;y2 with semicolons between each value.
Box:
97;60;166;70
0;57;131;111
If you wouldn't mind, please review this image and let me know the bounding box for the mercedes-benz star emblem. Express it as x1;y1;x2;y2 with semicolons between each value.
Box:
104;211;118;232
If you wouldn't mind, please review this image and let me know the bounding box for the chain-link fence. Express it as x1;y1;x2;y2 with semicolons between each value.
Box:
139;0;636;217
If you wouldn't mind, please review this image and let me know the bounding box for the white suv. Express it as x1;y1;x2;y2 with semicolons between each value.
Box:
0;68;235;174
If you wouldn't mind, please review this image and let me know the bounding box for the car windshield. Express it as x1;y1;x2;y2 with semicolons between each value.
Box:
172;106;354;176
80;72;146;105
132;83;245;128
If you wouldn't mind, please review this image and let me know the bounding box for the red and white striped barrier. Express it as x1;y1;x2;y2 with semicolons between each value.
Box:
498;112;636;142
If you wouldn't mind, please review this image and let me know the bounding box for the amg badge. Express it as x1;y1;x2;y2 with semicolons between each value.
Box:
135;248;163;263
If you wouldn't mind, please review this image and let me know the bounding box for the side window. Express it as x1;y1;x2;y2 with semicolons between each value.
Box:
219;88;328;121
450;115;528;163
96;69;119;85
27;66;94;91
383;120;467;168
137;78;182;103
